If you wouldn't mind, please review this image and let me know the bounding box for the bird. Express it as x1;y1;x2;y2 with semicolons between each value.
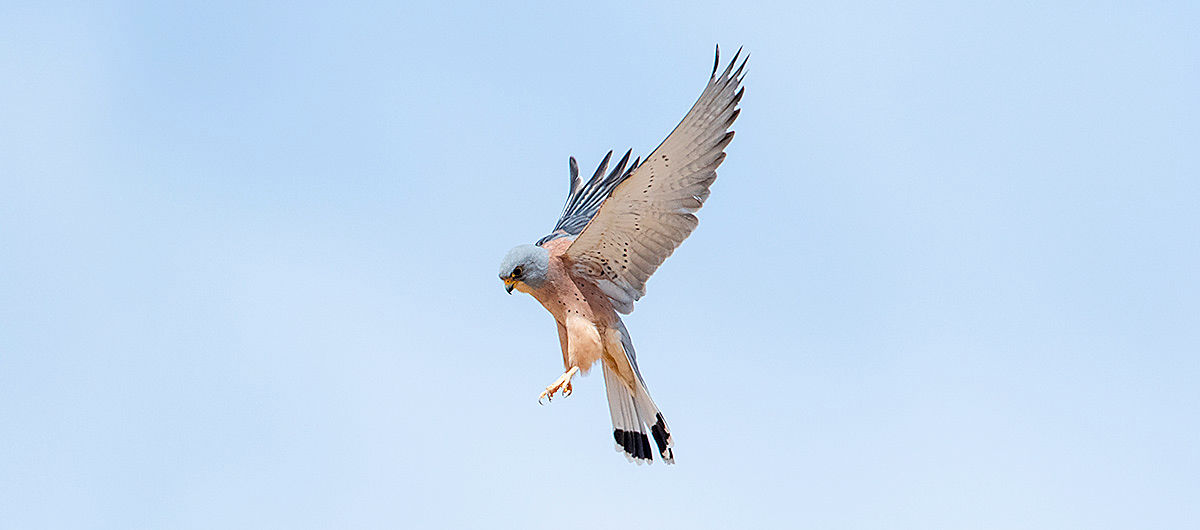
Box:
498;47;746;464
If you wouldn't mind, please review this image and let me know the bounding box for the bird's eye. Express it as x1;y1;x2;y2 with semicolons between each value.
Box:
512;266;523;277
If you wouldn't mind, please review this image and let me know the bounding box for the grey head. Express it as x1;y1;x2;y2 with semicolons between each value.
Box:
498;244;550;294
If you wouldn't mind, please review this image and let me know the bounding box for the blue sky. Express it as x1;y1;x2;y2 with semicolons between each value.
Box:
2;1;1197;528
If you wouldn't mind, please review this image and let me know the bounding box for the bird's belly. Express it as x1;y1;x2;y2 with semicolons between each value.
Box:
564;314;605;374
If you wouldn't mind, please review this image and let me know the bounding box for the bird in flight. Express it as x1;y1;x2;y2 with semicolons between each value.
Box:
498;47;746;464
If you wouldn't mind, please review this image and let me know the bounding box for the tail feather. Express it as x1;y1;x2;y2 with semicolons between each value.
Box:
634;386;674;464
602;362;675;464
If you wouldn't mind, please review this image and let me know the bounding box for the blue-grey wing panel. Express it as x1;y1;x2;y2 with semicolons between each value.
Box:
536;150;639;246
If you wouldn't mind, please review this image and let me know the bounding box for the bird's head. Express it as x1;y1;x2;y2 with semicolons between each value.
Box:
498;244;550;294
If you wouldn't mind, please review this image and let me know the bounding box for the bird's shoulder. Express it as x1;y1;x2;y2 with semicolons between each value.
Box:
538;236;574;259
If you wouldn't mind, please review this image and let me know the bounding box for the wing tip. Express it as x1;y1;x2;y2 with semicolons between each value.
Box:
712;45;749;90
592;150;614;180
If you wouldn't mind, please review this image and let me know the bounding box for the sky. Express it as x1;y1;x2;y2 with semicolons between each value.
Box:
1;1;1197;528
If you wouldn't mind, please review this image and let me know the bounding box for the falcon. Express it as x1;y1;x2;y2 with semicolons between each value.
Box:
498;47;746;464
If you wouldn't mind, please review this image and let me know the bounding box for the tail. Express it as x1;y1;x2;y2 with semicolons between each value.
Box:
602;321;675;465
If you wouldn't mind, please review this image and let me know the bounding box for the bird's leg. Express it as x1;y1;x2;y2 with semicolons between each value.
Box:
538;366;580;405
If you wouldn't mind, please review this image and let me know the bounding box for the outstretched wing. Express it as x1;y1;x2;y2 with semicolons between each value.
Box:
565;47;746;312
536;150;639;246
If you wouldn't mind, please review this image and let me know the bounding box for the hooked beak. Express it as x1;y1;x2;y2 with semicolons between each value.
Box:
502;276;517;294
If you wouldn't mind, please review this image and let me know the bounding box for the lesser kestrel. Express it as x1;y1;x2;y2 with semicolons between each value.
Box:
499;47;746;464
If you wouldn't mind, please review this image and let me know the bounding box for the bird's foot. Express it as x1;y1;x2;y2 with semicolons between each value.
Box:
538;366;580;405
